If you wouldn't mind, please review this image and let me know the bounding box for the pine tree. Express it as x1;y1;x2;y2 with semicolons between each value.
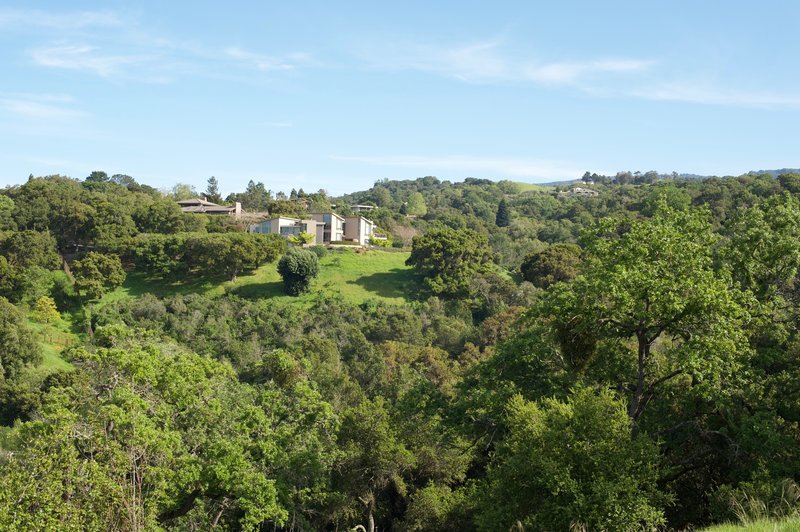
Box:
205;176;222;204
495;199;510;227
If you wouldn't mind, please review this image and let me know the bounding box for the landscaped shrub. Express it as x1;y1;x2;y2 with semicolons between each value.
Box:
277;248;320;296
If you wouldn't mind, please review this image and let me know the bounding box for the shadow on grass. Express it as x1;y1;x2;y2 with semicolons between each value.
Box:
350;269;416;300
227;281;285;300
121;271;219;299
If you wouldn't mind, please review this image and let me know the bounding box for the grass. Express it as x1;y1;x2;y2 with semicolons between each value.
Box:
512;181;552;192
102;248;415;308
25;315;77;380
701;518;800;531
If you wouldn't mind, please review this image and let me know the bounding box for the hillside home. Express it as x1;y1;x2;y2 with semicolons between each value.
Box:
249;217;323;244
343;215;376;245
310;212;345;243
561;187;599;198
352;204;376;213
178;198;242;217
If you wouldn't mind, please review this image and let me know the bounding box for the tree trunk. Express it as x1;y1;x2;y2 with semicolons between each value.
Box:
628;332;648;422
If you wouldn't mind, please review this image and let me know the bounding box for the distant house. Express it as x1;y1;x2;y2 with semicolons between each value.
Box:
352;204;376;213
343;215;375;245
249;216;323;244
560;187;599;198
251;212;377;246
178;198;242;217
311;212;345;243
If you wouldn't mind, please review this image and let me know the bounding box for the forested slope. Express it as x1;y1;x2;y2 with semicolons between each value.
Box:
1;170;799;530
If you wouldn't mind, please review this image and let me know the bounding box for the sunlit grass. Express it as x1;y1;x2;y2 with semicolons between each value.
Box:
701;518;800;531
25;315;77;380
102;248;415;307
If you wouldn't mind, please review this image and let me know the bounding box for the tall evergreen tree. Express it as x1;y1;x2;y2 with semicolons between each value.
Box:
495;199;510;227
205;176;223;204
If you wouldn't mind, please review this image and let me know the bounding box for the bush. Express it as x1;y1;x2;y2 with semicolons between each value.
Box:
308;245;327;258
277;248;320;296
370;238;392;248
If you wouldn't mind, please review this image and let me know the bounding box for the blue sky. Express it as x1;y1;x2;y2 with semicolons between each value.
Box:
1;1;798;196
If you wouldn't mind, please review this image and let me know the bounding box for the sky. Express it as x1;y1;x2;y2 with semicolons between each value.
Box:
0;1;799;196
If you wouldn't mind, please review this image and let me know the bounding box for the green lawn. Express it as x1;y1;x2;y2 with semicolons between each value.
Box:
512;181;551;192
25;316;77;380
102;248;415;307
702;518;800;531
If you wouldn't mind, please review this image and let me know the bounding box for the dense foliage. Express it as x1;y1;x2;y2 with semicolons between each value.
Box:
1;170;800;530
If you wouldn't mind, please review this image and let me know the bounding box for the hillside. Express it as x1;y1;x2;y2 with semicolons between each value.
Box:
2;171;800;530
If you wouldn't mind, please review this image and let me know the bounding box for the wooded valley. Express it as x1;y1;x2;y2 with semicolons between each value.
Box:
1;170;800;530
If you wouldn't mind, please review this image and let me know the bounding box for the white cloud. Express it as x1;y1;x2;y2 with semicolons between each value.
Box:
0;94;85;119
224;46;305;71
331;154;593;181
0;8;122;29
631;82;800;109
363;39;652;86
30;44;149;77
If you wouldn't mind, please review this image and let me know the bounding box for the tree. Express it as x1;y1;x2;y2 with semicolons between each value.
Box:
205;176;222;204
277;248;320;296
405;192;427;216
0;196;15;231
520;243;582;288
778;172;800;194
495;199;510;227
288;232;315;246
133;200;185;234
0;297;42;380
169;183;197;200
0;330;290;530
477;388;666;530
546;202;751;423
186;233;285;281
32;296;60;323
335;397;415;532
0;230;60;270
406;227;492;297
71;252;126;300
85;170;109;183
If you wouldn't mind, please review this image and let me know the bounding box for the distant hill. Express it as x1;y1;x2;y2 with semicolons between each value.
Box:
539;168;800;186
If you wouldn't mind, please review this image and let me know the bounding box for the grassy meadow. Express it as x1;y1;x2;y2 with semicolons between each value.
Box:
102;248;415;307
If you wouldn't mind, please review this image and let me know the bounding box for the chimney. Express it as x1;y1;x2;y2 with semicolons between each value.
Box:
235;202;242;218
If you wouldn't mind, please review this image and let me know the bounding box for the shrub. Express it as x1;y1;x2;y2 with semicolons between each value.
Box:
308;245;327;258
277;248;320;296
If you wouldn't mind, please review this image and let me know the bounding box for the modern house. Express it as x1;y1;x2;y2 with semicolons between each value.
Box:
352;204;376;213
178;198;243;217
249;217;323;244
249;212;377;246
310;212;345;243
343;215;375;245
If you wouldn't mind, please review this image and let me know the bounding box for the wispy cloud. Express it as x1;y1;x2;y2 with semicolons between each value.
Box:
630;82;800;109
266;121;293;128
361;39;652;86
30;44;150;77
225;47;306;71
0;93;85;120
331;154;593;180
0;8;122;30
13;8;311;82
